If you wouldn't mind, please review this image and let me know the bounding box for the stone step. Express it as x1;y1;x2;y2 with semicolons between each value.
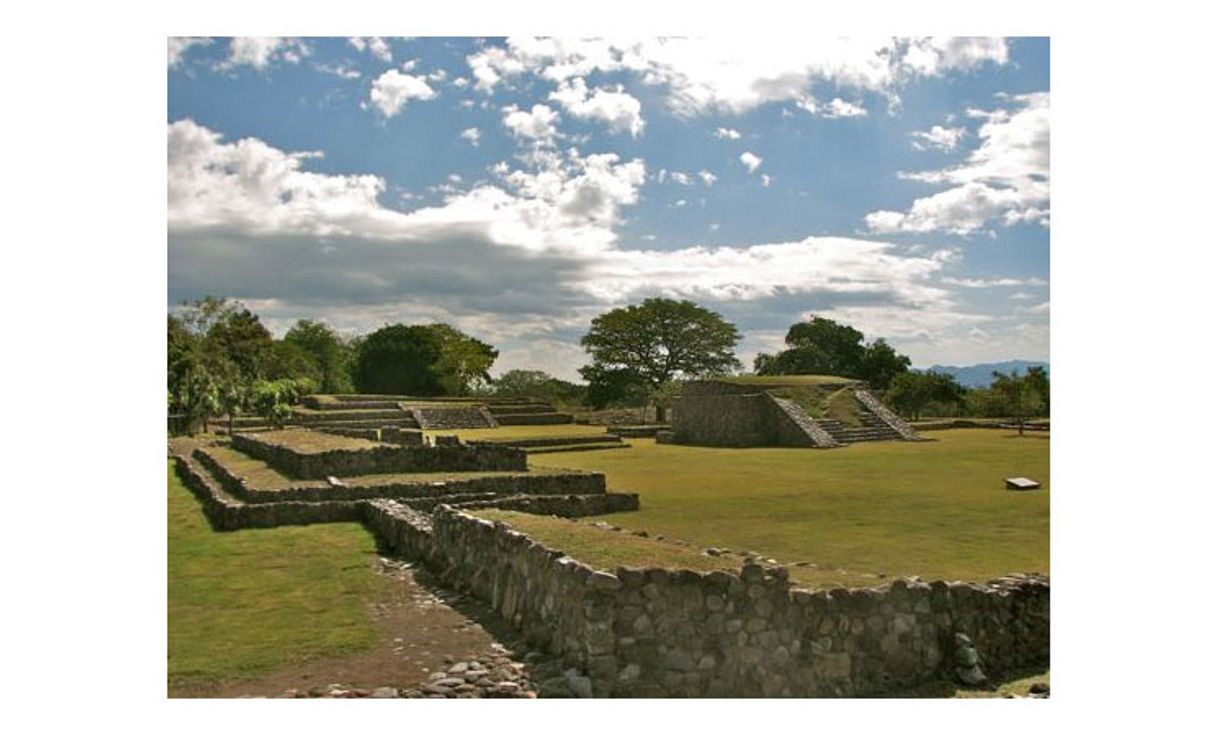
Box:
486;404;558;415
495;412;574;425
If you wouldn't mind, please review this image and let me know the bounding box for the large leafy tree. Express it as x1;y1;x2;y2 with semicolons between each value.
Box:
353;323;497;396
989;369;1047;435
354;324;446;395
579;298;741;420
754;316;911;390
886;371;965;420
283;319;354;393
427;323;499;395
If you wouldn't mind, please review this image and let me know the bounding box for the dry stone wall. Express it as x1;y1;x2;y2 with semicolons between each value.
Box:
672;389;834;448
231;432;527;479
365;503;1049;697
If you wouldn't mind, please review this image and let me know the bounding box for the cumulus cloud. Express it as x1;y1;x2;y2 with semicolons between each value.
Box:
714;127;742;139
824;98;868;118
942;276;1046;288
219;37;310;71
549;78;645;137
911;124;966;152
466;36;1009;116
698;170;717;186
460;127;481;146
502;104;560;143
348;37;392;63
739;151;763;173
866;92;1049;235
168;37;211;68
367;67;437;117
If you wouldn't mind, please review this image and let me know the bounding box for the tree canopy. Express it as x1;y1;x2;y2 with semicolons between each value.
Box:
754;316;911;390
885;371;966;420
353;323;497;395
579;298;741;415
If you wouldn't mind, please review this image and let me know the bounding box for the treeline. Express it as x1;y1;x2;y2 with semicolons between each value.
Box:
167;296;1048;430
167;297;497;431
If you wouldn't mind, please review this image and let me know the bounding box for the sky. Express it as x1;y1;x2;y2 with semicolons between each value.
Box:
167;36;1049;380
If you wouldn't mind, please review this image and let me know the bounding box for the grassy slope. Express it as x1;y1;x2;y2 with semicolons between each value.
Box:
442;424;609;442
167;461;387;689
528;429;1049;583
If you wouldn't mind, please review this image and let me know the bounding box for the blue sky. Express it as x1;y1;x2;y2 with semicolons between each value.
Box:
168;36;1049;379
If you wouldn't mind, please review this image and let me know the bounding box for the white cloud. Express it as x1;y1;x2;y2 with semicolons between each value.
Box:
348;37;392;63
368;68;437;118
714;127;742;139
549;78;645;137
866;92;1049;235
761;174;772;187
824;98;868;118
1024;301;1050;314
220;37;309;71
168;37;211;68
502;104;560;143
315;63;361;80
669;171;692;186
460;127;482;146
466;37;1009;116
698;170;717;186
911;125;966;152
739;151;763;173
942;276;1046;288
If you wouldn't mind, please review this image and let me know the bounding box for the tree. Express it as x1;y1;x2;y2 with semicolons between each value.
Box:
354;324;446;395
754;315;911;390
262;340;324;384
859;338;912;391
886;371;965;421
989;370;1046;436
283;319;354;393
579;298;741;420
426;323;498;395
494;369;584;405
580;364;651;410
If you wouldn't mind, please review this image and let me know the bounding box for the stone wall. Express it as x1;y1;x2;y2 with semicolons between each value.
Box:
231;432;527;479
194;446;607;503
365;503;1049;697
172;449;364;531
409;405;500;430
854;390;922;441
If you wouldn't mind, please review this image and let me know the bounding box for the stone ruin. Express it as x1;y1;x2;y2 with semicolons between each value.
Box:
225;393;576;433
667;378;923;449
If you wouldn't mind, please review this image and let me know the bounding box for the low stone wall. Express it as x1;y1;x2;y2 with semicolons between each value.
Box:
452;492;640;517
231;432;527;479
194;447;607;504
172;450;364;531
494;412;575;426
381;426;425;445
365;503;1049;698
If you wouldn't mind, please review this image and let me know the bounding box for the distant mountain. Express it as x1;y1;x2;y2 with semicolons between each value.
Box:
925;360;1050;389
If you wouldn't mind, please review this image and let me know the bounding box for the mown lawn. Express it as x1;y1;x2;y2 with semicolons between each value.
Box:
523;429;1048;583
167;461;388;691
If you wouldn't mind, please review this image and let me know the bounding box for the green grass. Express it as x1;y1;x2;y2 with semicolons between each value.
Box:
527;429;1049;583
439;423;609;442
249;427;386;452
474;510;881;589
167;461;388;690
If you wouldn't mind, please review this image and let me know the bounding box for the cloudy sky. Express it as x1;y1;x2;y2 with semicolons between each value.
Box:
168;36;1049;379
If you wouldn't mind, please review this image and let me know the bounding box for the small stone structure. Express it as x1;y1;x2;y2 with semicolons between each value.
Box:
670;379;920;449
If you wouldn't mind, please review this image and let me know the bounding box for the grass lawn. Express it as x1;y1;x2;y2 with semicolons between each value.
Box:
245;427;387;452
439;423;610;442
167;461;388;691
524;429;1048;583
